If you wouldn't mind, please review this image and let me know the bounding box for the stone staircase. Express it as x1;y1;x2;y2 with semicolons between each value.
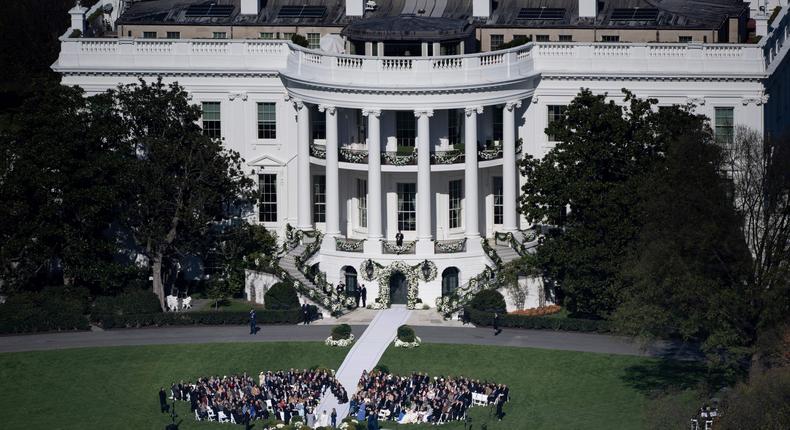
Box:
492;243;521;265
278;244;310;285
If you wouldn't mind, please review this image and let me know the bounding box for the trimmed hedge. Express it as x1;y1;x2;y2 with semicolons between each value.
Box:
92;289;161;317
469;289;507;313
0;289;90;334
397;324;416;342
264;282;300;310
96;309;301;329
331;323;352;340
465;307;610;333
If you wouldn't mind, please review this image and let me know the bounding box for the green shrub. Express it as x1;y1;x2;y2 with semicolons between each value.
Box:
291;34;309;48
469;289;506;313
0;288;90;333
331;323;352;340
465;307;610;333
495;37;531;51
92;289;161;317
397;324;416;342
96;309;301;329
264;282;300;310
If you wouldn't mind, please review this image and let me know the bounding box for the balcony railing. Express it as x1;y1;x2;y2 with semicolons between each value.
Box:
434;238;467;254
335;237;365;253
311;142;523;164
382;240;416;255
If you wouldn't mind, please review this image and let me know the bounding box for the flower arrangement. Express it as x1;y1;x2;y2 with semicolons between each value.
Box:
509;304;562;316
325;334;355;347
357;259;437;309
394;324;421;348
326;324;355;347
394;336;422;348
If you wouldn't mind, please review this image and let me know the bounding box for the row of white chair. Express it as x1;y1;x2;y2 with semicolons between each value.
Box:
195;408;236;424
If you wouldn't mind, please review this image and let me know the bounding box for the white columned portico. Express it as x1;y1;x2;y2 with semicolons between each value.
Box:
502;100;521;232
415;109;434;253
464;106;483;245
363;109;382;254
320;105;340;238
295;100;312;230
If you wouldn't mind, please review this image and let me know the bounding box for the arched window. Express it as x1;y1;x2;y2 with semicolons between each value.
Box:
342;266;358;293
442;267;460;296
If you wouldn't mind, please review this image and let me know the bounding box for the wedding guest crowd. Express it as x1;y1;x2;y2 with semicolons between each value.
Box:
349;370;508;425
168;368;348;426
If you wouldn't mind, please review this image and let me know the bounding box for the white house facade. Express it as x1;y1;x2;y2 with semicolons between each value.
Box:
55;0;790;313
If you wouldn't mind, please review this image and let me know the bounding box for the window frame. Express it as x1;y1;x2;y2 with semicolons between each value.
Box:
535;34;550;42
312;106;326;140
601;35;620;42
493;177;503;225
714;107;735;146
259;32;274;39
448;179;463;230
166;31;180;39
447;109;464;146
397;183;417;232
396;111;416;147
312;175;326;223
201;102;222;139
357;178;367;229
490;34;504;50
546;105;567;142
307;33;321;49
558;35;573;42
212;32;227;39
258;174;278;223
257;102;277;140
142;31;157;39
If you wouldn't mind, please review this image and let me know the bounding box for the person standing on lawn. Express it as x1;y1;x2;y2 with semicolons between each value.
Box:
361;285;367;308
249;308;257;335
493;312;501;336
159;387;168;413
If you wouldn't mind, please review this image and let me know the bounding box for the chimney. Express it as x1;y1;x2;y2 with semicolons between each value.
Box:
69;3;88;34
346;0;364;17
240;0;259;15
578;0;597;18
473;0;491;18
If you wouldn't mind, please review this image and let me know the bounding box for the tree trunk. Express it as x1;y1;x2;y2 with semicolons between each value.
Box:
152;253;166;312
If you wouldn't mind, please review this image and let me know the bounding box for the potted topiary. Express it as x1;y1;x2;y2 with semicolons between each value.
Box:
325;323;354;347
394;324;421;348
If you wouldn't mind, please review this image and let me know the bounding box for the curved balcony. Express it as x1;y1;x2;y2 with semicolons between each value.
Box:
311;142;522;167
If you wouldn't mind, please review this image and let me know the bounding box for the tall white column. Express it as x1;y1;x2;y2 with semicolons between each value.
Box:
464;106;483;239
295;100;312;230
363;109;382;253
415;110;434;252
503;100;521;232
320;105;339;237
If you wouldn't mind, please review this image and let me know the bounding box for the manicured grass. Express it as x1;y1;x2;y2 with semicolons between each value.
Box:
0;343;346;430
0;342;706;430
377;344;706;430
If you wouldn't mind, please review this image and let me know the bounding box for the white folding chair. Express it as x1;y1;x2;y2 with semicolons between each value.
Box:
266;399;274;413
378;409;390;421
194;409;202;422
183;296;192;309
472;393;487;406
230;413;237;424
218;411;229;423
206;408;216;421
704;421;713;430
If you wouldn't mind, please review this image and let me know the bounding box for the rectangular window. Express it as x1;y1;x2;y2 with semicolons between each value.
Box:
546;105;567;141
493;106;504;142
312;106;326;140
142;31;157;39
259;32;274;39
357;179;367;228
559;35;573;42
447;109;464;146
679;36;693;43
307;33;321;49
715;107;735;146
490;34;504;50
283;32;295;41
257;103;277;139
449;180;463;229
313;175;326;223
513;34;529;42
397;183;417;231
201;102;221;139
396;111;416;147
213;32;227;39
535;34;550;42
601;35;620;42
493;177;503;225
166;32;180;39
258;174;277;222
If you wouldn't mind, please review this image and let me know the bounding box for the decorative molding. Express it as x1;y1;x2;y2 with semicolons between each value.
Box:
228;91;248;101
464;106;484;116
362;108;381;117
318;104;336;114
741;95;769;105
505;100;522;111
414;109;434;118
686;97;706;106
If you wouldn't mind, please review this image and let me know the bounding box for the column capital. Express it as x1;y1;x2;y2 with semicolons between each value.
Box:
318;104;336;114
286;95;306;110
464;106;483;116
505;100;522;111
414;109;434;118
362;108;381;117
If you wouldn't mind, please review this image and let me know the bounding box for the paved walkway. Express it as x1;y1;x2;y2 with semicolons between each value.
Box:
315;307;412;423
312;308;468;328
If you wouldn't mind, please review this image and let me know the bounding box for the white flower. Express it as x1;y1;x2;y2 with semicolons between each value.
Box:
325;334;355;347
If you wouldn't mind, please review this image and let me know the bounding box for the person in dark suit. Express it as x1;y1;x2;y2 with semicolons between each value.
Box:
159;387;168;413
493;312;501;336
395;230;404;247
249;309;257;335
302;303;310;325
361;285;367;308
495;392;507;420
354;286;361;308
367;408;379;430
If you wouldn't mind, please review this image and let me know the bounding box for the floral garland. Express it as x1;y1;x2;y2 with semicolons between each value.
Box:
435;265;498;316
381;240;415;254
309;144;326;159
478;147;503;161
335;237;365;252
339;148;368;163
431;150;464;165
434;238;467;254
394;335;422;348
382;149;418;166
359;259;437;309
325;334;355;347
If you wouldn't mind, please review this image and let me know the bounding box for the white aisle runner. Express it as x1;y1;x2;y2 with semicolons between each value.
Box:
314;306;412;426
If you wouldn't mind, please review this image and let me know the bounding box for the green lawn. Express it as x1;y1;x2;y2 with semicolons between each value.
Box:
377;344;705;430
0;342;705;430
0;343;346;430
